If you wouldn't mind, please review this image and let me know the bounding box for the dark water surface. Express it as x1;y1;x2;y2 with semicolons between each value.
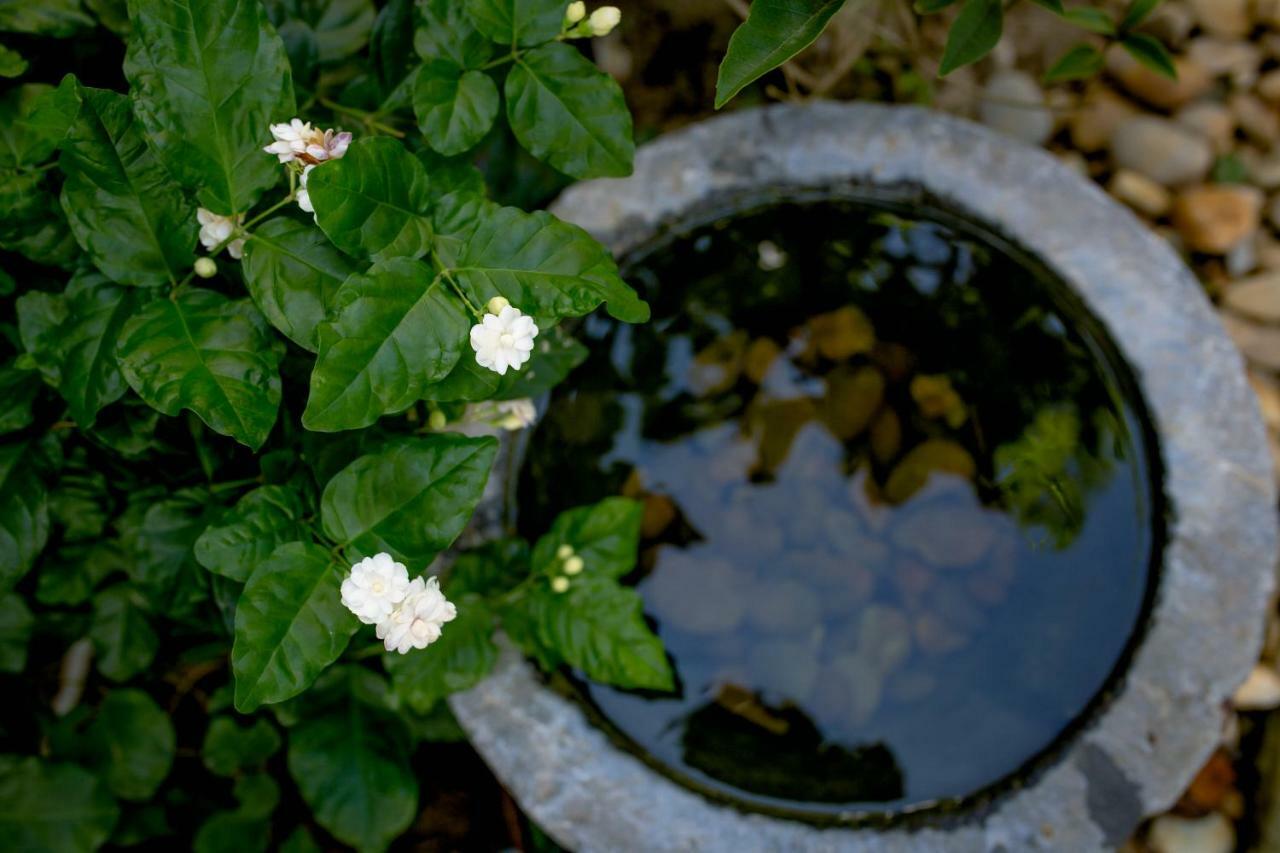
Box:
517;198;1161;819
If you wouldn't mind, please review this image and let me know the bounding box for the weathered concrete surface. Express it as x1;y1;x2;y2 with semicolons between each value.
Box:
450;103;1278;852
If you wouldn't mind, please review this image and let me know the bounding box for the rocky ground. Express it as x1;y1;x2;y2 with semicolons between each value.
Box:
589;1;1280;850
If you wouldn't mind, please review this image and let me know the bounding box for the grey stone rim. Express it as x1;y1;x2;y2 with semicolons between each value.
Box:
450;103;1278;852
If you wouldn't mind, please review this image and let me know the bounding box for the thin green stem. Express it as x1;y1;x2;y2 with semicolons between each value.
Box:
434;262;484;318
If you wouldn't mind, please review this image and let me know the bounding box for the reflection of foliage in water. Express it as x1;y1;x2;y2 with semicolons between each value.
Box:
680;690;904;804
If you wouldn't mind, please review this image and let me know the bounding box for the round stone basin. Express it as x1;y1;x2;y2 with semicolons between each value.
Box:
451;104;1277;852
516;196;1159;819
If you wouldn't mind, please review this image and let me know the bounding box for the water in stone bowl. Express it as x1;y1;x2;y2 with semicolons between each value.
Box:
516;198;1161;820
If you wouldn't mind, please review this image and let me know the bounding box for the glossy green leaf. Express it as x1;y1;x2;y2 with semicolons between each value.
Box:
1120;0;1162;30
416;0;491;68
384;595;496;712
939;0;1004;76
417;149;486;204
303;257;470;432
0;441;48;591
89;584;158;681
124;0;296;214
714;0;847;108
0;757;118;852
464;0;563;46
202;716;282;777
0;179;78;267
371;0;414;97
85;0;129;34
1121;32;1176;79
25;272;150;427
242;217;360;353
194;485;309;583
447;537;530;597
287;693;417;853
1044;43;1104;82
308;136;435;262
532;497;642;580
506;576;673;690
0;592;33;672
434;194;648;323
413;62;499;156
0;43;26;77
84;689;175;800
59;85;196;286
321;435;498;565
193;812;268;853
1062;6;1115;34
232;541;357;712
0;366;38;434
0;0;94;36
117;288;283;450
506;42;634;179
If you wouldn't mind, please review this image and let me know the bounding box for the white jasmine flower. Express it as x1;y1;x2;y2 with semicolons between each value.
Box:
377;576;457;654
196;208;245;259
588;6;620;35
565;1;586;24
470;305;539;375
296;164;317;216
264;119;352;165
340;552;411;625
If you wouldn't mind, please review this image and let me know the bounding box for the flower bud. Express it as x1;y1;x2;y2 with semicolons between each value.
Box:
486;295;511;315
551;576;570;593
565;1;586;24
556;544;574;560
428;409;447;431
563;555;584;576
588;6;620;36
194;257;217;278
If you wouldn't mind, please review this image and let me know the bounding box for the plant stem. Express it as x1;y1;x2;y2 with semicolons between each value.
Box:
435;264;484;318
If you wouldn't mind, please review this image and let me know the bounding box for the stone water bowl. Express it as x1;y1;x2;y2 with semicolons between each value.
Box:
450;103;1278;851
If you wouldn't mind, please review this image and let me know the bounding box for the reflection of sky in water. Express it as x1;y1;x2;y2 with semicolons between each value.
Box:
523;201;1156;815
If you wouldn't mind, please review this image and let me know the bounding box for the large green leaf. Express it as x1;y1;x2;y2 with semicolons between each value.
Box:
194;485;309;583
384;595;496;712
371;0;416;96
505;42;633;179
0;82;76;169
415;0;491;68
0;442;48;591
117;288;283;450
0;0;94;36
531;497;642;580
0;757;118;852
434;194;648;323
202;716;282;777
232;541;358;712
89;584;158;681
506;576;673;690
59;85;196;286
124;0;296;215
23;271;151;427
939;0;1004;75
463;0;563;46
308;137;435;261
0;592;33;672
413;62;499;156
287;693;417;853
242;217;361;352
84;689;175;801
303;257;470;432
321;435;497;565
714;0;847;108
